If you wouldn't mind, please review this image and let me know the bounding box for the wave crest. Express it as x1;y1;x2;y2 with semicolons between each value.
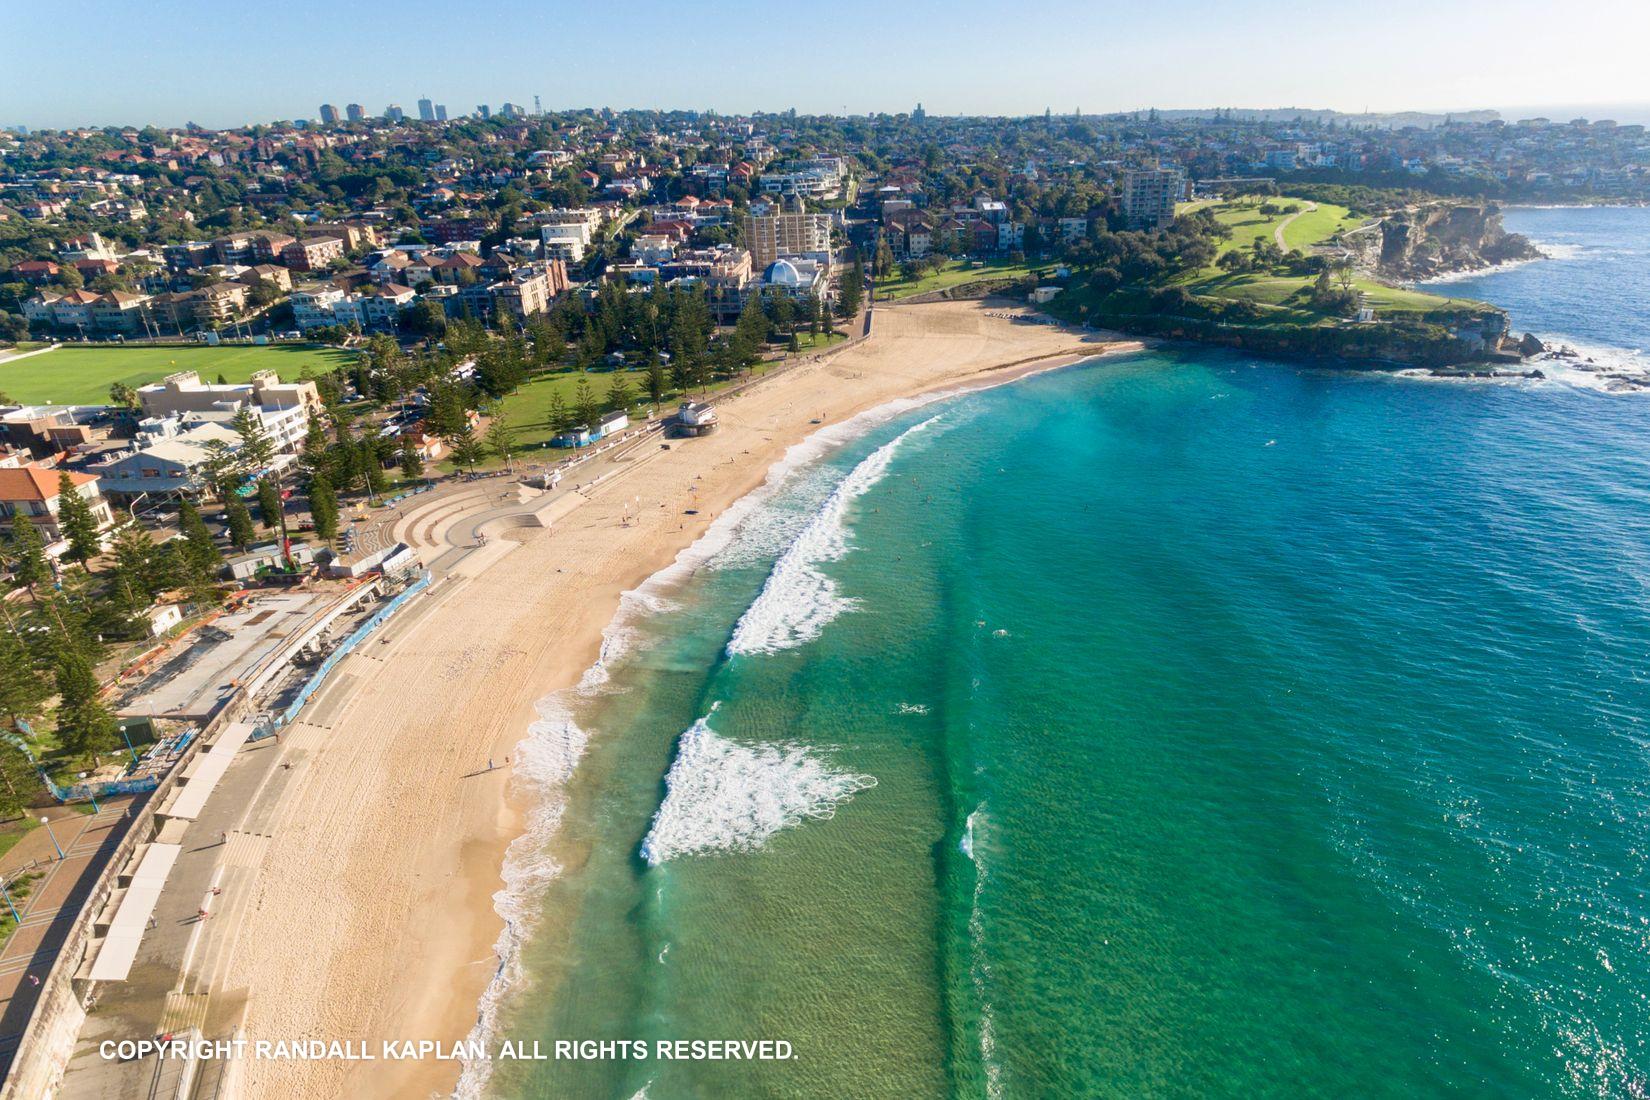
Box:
726;417;939;656
640;711;876;865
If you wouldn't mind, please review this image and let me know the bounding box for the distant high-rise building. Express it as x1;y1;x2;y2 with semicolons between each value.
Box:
499;102;525;120
435;104;448;122
533;95;542;116
319;103;340;125
478;104;491;119
385;104;404;122
345;103;365;122
1120;166;1187;230
417;97;435;122
913;102;926;121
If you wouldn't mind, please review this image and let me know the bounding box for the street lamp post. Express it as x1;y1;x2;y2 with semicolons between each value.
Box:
0;880;19;926
40;817;63;860
118;723;138;767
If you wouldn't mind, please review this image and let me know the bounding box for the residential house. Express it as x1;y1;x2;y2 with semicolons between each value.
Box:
0;465;115;543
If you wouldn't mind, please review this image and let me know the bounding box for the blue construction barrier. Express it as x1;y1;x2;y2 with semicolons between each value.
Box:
256;570;434;735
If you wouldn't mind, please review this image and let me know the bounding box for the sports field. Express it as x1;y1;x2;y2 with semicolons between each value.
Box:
0;344;355;405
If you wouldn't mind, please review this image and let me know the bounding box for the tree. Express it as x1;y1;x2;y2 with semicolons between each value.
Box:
308;474;339;543
225;498;257;550
486;409;518;469
837;255;865;317
53;650;118;766
108;525;160;612
256;478;283;532
0;628;50;734
177;499;222;575
109;382;139;410
54;472;101;571
545;391;572;434
645;361;667;412
6;519;50;596
571;377;600;432
398;436;424;479
0;738;39;821
230;407;274;474
606;372;633;414
446;424;486;474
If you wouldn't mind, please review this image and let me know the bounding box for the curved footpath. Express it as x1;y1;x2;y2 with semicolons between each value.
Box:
68;301;1137;1100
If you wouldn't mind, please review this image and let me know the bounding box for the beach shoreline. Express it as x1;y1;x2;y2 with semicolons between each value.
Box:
223;300;1138;1100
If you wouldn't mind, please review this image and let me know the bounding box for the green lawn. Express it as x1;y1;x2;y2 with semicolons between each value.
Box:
0;344;356;405
1185;196;1480;316
1280;203;1363;252
876;259;1051;300
1202;196;1361;259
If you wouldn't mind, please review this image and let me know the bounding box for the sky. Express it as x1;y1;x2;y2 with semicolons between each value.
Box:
6;0;1650;130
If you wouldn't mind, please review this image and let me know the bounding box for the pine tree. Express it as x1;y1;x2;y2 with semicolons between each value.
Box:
256;478;283;532
56;471;102;570
0;737;39;820
309;474;339;543
54;650;118;766
0;628;50;733
398;436;424;479
572;377;600;432
837;255;865;317
108;525;160;612
606;372;633;414
546;391;571;434
446;424;486;474
487;410;517;468
177;499;222;575
300;419;331;479
6;517;50;596
645;362;667;412
225;498;257;550
358;438;387;498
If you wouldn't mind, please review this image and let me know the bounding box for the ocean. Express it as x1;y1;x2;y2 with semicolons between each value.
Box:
1420;205;1650;389
472;206;1650;1099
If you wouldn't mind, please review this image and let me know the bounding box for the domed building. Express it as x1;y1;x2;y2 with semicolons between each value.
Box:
754;255;828;301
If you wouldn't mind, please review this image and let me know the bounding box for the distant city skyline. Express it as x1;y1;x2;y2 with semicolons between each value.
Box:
5;0;1649;130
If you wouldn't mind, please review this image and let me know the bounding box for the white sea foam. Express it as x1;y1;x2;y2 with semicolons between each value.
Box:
453;694;589;1100
725;417;940;656
961;805;1001;1098
1416;240;1584;285
897;702;931;716
1527;338;1650;393
640;710;876;865
458;367;1092;1093
960;808;979;859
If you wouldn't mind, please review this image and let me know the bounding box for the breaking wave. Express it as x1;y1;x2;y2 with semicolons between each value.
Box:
454;695;589;1099
640;708;876;865
726;417;939;656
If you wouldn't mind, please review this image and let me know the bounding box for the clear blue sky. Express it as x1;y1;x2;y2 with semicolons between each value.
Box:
6;0;1649;129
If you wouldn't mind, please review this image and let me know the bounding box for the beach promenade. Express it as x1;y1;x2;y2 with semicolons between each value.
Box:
44;301;1133;1100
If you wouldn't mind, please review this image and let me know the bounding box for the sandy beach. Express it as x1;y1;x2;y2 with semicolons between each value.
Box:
220;300;1137;1100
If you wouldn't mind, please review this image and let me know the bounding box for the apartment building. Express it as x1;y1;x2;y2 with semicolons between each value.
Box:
1121;166;1186;230
136;370;321;453
745;211;832;269
280;236;346;271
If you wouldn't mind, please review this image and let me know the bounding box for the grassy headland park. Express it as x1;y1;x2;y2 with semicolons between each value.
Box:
1047;194;1508;367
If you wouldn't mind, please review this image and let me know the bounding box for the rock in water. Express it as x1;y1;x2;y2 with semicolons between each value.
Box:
1519;332;1546;357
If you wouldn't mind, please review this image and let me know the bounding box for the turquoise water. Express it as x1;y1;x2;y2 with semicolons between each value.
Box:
478;208;1650;1099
